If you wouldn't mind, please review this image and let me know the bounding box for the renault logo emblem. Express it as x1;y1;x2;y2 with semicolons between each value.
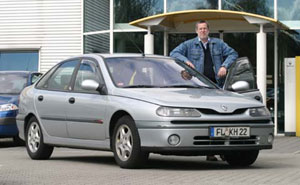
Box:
221;105;228;111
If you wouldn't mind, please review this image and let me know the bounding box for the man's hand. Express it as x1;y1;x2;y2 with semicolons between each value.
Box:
185;61;195;68
217;67;227;78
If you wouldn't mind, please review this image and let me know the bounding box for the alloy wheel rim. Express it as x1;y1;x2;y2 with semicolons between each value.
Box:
115;124;133;161
27;122;41;153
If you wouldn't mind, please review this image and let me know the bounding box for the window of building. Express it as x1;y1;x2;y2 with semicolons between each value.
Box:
84;33;110;53
278;0;300;29
114;32;163;55
0;51;39;71
167;0;218;12
222;0;274;18
114;0;163;23
84;0;109;32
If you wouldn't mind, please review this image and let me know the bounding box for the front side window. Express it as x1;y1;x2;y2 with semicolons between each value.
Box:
105;57;217;89
223;57;257;91
0;73;28;94
36;60;79;91
74;60;102;93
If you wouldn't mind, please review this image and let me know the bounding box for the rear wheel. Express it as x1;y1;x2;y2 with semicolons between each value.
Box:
225;150;259;167
25;117;53;160
112;115;148;168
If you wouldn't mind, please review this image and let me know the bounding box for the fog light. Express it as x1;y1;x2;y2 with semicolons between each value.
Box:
268;134;274;143
168;134;180;145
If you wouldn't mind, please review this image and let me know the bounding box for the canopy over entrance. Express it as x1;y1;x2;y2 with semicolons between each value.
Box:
130;10;289;33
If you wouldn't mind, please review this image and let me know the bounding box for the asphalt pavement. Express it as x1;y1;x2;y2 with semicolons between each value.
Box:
0;136;300;185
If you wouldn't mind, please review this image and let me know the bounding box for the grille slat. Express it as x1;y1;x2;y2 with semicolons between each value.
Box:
171;120;270;124
193;136;257;146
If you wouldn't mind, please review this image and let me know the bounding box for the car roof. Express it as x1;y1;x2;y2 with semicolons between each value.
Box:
73;53;172;60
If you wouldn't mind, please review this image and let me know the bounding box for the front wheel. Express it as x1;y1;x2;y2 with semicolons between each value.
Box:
25;117;53;160
225;150;259;167
112;115;148;169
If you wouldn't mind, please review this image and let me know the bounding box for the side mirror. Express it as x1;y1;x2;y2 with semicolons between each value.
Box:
81;79;107;95
230;81;250;92
81;79;99;91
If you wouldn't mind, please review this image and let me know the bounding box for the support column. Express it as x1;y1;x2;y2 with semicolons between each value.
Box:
257;24;267;105
274;27;278;135
144;26;154;54
219;30;224;40
164;31;168;56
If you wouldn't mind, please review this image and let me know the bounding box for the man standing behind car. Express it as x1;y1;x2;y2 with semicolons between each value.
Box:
170;20;238;161
170;20;238;88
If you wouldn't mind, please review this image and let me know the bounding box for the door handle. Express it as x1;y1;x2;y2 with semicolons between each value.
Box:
37;95;43;101
69;97;75;104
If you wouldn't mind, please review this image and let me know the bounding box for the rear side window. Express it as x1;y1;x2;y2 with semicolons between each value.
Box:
36;59;79;91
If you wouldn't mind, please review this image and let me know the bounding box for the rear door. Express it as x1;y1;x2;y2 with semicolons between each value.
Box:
34;59;80;138
223;57;262;102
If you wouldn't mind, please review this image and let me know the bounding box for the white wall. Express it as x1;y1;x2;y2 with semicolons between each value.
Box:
0;0;82;73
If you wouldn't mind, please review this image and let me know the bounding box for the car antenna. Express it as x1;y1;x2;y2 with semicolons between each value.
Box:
116;24;145;57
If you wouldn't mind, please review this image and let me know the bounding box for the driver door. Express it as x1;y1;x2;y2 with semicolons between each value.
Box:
223;57;262;102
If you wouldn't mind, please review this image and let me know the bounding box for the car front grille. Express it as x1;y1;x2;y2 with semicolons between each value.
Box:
193;136;258;146
197;108;247;115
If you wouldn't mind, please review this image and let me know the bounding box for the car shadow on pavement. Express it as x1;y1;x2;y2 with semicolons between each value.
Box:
50;155;116;166
0;138;18;148
49;154;265;170
145;158;263;170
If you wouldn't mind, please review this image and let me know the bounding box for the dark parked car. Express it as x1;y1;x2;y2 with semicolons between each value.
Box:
0;71;42;145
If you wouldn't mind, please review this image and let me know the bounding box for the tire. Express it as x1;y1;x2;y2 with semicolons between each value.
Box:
13;135;25;146
225;150;259;167
112;115;149;169
25;117;54;160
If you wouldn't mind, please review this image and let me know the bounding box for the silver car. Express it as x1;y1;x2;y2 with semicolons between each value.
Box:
16;54;274;168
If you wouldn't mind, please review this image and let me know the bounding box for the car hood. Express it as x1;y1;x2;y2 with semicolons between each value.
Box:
113;88;263;113
0;95;19;105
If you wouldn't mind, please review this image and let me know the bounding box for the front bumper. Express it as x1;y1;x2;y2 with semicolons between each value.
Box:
137;121;274;155
0;117;18;136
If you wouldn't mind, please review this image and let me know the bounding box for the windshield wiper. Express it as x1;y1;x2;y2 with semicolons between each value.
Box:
122;85;159;88
160;85;204;88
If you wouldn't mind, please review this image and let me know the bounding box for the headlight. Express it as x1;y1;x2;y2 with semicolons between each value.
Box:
0;104;18;112
156;107;201;117
249;107;270;117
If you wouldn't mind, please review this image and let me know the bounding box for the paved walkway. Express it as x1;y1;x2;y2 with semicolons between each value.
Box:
264;136;300;154
0;136;300;185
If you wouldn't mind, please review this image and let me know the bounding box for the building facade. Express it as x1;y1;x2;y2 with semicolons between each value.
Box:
0;0;300;134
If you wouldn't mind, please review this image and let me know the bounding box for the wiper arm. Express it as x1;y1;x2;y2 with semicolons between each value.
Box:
160;85;204;88
122;85;159;88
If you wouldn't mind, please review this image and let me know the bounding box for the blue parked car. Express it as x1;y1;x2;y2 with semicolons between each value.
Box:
0;71;42;145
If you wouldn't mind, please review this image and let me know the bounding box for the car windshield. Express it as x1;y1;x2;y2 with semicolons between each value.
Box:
0;73;28;94
105;57;217;89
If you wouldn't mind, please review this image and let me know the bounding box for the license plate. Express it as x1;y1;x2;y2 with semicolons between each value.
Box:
210;127;250;138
